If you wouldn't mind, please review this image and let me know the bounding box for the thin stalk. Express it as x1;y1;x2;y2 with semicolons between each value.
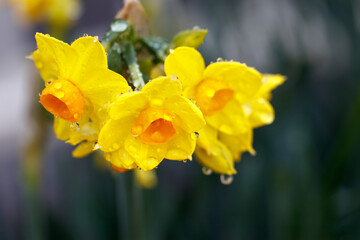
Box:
122;41;146;90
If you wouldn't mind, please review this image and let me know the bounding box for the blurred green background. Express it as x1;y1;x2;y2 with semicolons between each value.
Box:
0;0;359;239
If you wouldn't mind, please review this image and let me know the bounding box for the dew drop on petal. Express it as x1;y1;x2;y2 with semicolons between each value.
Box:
195;132;200;138
55;91;65;99
187;155;193;161
220;174;233;185
216;57;223;62
202;167;212;176
183;159;187;163
93;142;101;150
54;82;61;89
83;33;89;37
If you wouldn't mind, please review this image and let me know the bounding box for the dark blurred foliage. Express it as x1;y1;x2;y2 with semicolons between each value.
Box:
1;0;360;239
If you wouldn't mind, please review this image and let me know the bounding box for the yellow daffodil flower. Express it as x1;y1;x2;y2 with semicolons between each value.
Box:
98;76;206;171
196;74;285;175
164;46;261;175
8;0;81;27
32;33;130;157
164;46;262;135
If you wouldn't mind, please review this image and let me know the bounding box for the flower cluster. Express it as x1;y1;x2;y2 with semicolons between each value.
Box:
32;20;284;183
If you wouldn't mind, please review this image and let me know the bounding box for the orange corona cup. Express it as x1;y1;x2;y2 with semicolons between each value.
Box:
40;79;85;122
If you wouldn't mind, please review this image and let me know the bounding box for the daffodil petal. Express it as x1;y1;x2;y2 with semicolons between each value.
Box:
72;141;94;158
98;118;133;152
78;68;130;109
203;61;262;101
259;74;286;100
219;130;255;161
32;49;59;82
70;36;108;82
206;98;250;135
124;135;166;171
142;76;182;99
195;142;236;175
246;98;274;128
105;149;138;170
35;33;77;80
53;117;70;141
109;92;147;120
164;46;205;89
165;129;196;160
196;125;219;155
164;95;205;133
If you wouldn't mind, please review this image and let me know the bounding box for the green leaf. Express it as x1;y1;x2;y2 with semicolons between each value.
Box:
171;26;208;49
140;36;169;62
107;42;122;74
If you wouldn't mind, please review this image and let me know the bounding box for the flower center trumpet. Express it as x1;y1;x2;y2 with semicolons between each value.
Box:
40;79;85;122
131;108;176;144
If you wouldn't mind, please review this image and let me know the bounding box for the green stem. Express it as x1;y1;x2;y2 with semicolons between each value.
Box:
122;41;146;90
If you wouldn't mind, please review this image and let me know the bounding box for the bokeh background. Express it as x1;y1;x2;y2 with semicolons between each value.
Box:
0;0;359;239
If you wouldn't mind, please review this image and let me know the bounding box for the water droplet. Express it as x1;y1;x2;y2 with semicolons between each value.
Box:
46;81;52;85
202;167;212;175
195;132;200;138
54;82;61;89
38;93;42;97
220;174;233;185
169;49;174;54
216;57;223;62
83;33;89;37
183;159;188;163
93;36;99;42
55;91;64;99
93;143;101;150
187;155;193;160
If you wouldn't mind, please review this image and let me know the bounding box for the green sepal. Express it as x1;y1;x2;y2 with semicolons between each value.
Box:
170;26;208;49
140;36;169;62
107;42;122;74
102;19;131;51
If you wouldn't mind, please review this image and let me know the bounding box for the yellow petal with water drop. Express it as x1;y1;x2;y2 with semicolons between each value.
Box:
109;92;147;120
164;46;205;89
195;142;236;175
205;98;251;135
70;36;108;82
164;95;205;133
35;33;78;80
203;61;262;101
165;129;196;160
219;129;255;161
98;118;134;152
141;76;182;99
124;135;166;171
78;68;130;109
105;148;138;170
